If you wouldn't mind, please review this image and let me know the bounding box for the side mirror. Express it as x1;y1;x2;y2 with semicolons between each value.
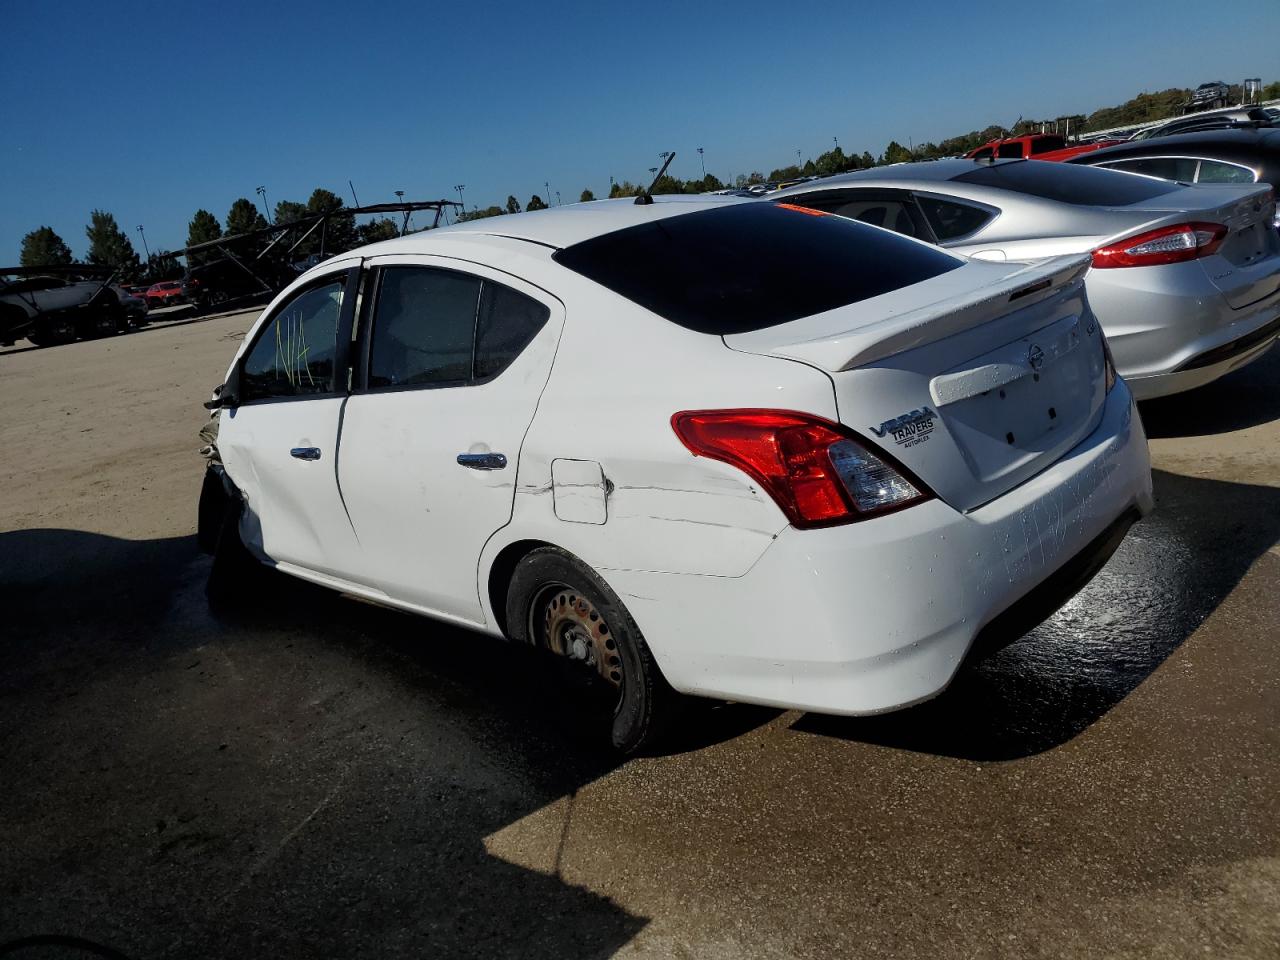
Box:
203;367;242;410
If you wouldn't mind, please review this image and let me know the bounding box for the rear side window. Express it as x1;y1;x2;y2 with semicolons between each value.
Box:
367;266;550;389
915;196;994;241
1029;138;1063;155
241;279;344;402
552;202;963;335
475;283;551;380
996;142;1024;158
369;268;480;388
1100;157;1197;182
955;160;1179;205
786;191;925;239
1197;160;1256;184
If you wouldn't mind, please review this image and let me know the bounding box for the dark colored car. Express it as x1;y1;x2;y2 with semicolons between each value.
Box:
1129;107;1277;141
1188;81;1231;111
145;280;185;309
0;269;131;346
1068;127;1280;196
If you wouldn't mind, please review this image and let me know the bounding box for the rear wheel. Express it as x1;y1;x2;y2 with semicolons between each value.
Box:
505;546;680;753
29;315;77;346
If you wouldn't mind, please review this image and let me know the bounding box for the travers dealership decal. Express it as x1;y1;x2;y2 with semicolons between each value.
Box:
870;407;936;448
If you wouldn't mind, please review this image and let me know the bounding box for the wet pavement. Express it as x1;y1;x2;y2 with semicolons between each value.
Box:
1;312;1277;958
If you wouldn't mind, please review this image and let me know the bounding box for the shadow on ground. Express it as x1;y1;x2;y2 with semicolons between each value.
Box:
1139;343;1280;438
794;468;1280;761
0;528;656;959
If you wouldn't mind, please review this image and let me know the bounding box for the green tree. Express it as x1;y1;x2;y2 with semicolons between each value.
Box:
457;206;506;222
651;174;685;195
608;181;642;198
814;147;847;177
505;195;522;214
144;251;182;283
225;198;268;237
701;173;725;192
306;189;357;254
769;165;802;181
579;189;595;203
19;226;74;267
879;141;913;165
274;200;309;225
186;209;222;265
358;218;401;244
84;210;141;280
527;194;549;211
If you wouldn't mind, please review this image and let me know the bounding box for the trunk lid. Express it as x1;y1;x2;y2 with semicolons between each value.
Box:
1103;183;1280;309
725;255;1109;512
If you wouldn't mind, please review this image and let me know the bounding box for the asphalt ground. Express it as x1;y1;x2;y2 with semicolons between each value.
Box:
1;310;1277;959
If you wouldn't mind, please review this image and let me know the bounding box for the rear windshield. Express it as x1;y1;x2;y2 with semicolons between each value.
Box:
953;160;1179;206
552;202;962;335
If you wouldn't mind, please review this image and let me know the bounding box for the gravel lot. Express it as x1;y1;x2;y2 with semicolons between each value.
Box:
2;311;1278;959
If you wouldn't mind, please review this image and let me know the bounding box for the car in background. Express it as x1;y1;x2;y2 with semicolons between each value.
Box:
198;196;1152;751
0;269;131;345
1128;107;1276;141
965;133;1122;162
1068;127;1280;195
145;280;185;309
112;285;149;326
771;159;1280;399
1187;81;1231;112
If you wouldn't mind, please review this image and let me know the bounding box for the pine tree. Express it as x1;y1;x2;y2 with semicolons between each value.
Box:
84;210;141;280
186;209;222;265
19;226;74;267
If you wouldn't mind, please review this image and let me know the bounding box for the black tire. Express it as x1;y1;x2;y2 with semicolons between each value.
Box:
30;315;77;346
505;546;681;753
205;503;268;612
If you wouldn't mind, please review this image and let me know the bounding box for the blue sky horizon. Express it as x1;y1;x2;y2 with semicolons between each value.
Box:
3;0;1277;264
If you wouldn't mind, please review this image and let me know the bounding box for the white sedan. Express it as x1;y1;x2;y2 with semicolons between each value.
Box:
199;195;1153;752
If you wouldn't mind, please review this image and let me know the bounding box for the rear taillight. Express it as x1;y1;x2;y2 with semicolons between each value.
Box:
671;410;932;529
1092;222;1227;268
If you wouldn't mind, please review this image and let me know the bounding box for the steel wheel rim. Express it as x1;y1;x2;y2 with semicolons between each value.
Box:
530;582;623;691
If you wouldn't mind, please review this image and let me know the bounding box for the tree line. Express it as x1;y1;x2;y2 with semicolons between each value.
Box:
17;80;1280;276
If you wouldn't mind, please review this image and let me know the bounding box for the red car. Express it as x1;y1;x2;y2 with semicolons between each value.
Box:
145;280;185;309
965;133;1124;162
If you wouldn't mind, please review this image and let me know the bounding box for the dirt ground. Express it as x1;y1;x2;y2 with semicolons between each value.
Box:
1;312;1278;959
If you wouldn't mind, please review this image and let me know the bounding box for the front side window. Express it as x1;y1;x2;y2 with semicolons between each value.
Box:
368;268;481;388
240;279;344;402
1196;160;1256;184
914;195;994;241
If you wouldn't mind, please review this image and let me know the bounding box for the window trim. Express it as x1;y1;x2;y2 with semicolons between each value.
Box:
234;266;360;407
909;190;1002;245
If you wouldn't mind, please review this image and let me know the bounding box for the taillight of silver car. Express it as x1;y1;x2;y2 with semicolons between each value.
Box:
671;410;933;529
1091;222;1227;269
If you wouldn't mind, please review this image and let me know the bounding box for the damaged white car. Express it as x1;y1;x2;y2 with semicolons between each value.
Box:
199;195;1153;752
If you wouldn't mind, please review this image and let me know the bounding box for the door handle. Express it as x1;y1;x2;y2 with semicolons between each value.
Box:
290;447;322;461
457;452;507;470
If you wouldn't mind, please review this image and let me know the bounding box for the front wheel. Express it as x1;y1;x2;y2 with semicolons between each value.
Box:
505;546;680;753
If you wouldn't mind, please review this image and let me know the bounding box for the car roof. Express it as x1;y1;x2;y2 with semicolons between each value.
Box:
772;158;1021;191
352;194;750;255
1071;126;1280;163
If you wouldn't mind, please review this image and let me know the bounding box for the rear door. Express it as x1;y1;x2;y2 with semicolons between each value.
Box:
336;256;563;622
217;267;361;577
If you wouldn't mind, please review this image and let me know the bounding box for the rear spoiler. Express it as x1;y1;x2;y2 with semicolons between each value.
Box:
727;255;1091;372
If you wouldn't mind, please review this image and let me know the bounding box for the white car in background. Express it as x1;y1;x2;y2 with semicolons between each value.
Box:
200;196;1153;752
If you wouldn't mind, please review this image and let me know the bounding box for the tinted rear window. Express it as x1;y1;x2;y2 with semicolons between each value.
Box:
954;160;1178;205
552;202;962;335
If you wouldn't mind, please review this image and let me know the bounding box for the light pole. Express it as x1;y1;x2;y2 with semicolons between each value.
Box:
555;191;561;206
395;190;411;234
833;136;839;150
544;181;551;205
135;225;150;261
256;185;271;223
454;184;466;209
697;147;705;178
796;148;801;165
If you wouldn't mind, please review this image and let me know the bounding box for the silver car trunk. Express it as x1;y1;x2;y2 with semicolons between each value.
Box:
725;255;1108;512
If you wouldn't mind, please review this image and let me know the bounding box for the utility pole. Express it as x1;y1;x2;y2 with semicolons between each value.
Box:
256;185;271;223
697;147;705;178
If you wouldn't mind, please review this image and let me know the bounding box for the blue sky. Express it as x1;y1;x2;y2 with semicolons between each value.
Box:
2;0;1276;263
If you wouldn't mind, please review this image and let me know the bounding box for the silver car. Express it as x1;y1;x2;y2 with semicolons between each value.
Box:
771;160;1280;399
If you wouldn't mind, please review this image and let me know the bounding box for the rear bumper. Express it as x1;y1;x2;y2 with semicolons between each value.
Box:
1090;264;1280;400
603;381;1153;715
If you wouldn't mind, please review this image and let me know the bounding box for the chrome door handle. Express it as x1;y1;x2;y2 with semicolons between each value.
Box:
290;447;322;461
457;452;507;470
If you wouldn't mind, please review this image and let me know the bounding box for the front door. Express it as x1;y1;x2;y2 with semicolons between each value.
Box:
217;267;361;577
336;256;564;623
